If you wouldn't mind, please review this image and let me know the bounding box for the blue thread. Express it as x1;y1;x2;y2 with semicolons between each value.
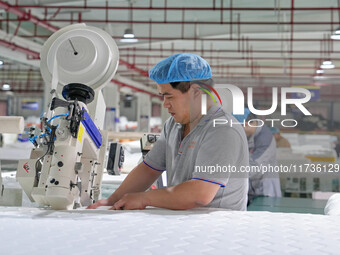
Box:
192;178;225;187
204;107;222;122
46;113;69;132
143;160;166;172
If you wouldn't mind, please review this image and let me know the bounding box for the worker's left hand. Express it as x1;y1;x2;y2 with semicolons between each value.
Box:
111;192;149;210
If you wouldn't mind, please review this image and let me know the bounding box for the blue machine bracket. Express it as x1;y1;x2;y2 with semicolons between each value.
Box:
81;108;102;148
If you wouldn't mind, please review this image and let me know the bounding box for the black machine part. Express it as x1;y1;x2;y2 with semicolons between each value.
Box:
49;97;84;139
107;143;124;175
139;133;163;188
62;83;95;105
140;134;160;158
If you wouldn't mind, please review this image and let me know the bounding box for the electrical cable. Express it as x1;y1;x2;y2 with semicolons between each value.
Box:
34;144;51;185
46;113;69;132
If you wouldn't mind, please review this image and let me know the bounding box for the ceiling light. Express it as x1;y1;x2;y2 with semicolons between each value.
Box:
320;60;335;69
331;27;340;40
323;60;332;65
316;69;324;74
120;28;139;43
313;75;326;80
125;94;133;101
123;28;135;38
120;38;139;43
320;64;335;69
0;60;3;66
2;84;11;90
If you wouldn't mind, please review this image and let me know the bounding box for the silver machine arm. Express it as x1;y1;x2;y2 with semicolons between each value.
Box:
16;24;119;210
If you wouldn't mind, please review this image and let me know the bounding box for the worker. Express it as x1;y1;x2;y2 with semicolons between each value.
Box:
88;53;249;211
270;127;291;148
233;109;282;203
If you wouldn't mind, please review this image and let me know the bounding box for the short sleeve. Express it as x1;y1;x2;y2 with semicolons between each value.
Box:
192;126;245;187
143;120;169;172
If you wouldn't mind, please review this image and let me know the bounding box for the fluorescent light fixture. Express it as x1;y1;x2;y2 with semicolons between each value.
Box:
123;28;134;38
331;27;340;40
124;33;135;38
313;75;326;80
331;34;340;40
2;84;11;90
120;28;138;43
124;34;135;39
120;38;139;43
125;94;133;101
0;60;3;66
322;60;332;65
316;69;324;74
320;64;335;69
320;60;335;69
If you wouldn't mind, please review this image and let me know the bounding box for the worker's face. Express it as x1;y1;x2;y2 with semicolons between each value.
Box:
158;83;200;125
243;121;257;137
243;125;253;137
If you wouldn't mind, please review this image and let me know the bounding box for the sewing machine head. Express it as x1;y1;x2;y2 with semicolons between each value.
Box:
16;24;119;210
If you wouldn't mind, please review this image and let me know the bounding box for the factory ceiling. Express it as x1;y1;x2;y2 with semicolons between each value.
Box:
0;0;340;100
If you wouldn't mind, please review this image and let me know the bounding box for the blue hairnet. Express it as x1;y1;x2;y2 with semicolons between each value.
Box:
270;127;280;134
233;108;251;123
148;53;212;83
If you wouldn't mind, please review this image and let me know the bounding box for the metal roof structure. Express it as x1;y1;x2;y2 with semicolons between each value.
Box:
1;0;340;100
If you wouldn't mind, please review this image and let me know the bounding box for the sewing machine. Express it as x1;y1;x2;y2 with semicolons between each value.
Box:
16;23;119;210
0;116;25;206
140;133;165;188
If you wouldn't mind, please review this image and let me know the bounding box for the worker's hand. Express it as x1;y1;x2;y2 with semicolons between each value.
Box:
86;199;111;209
110;192;149;210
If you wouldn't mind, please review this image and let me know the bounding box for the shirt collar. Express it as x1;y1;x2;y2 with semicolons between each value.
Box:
174;105;222;130
197;105;222;126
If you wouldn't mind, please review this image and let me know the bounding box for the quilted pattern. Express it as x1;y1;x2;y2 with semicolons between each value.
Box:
0;207;339;255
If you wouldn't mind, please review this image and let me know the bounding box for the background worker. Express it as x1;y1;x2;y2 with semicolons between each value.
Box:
234;109;282;203
88;53;249;211
270;127;291;148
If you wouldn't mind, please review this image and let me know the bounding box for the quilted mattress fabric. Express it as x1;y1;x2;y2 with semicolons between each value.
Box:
325;194;340;216
0;207;339;255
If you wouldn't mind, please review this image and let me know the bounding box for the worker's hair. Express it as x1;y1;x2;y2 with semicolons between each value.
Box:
246;112;256;121
170;78;214;93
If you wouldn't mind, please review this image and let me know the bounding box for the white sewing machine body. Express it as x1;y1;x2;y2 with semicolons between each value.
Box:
16;23;119;210
17;97;107;209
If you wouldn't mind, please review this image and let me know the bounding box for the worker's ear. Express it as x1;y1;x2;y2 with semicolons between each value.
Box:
190;83;202;98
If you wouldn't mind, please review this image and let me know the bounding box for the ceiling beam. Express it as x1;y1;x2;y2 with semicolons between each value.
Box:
0;0;59;32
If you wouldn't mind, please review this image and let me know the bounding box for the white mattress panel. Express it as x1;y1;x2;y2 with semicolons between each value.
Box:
0;207;339;255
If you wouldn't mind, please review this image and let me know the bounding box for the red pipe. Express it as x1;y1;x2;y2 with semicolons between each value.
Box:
119;59;149;77
111;79;161;99
0;39;40;59
290;0;295;84
0;40;153;96
5;18;340;25
119;54;340;61
213;73;339;76
9;5;340;11
16;34;336;42
120;61;340;70
0;2;149;81
127;73;340;78
0;0;59;32
119;47;340;54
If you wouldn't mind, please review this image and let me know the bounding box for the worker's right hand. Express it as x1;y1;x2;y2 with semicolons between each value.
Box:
86;199;110;209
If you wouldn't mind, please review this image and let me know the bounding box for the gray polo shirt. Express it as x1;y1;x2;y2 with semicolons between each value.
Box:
144;106;249;211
